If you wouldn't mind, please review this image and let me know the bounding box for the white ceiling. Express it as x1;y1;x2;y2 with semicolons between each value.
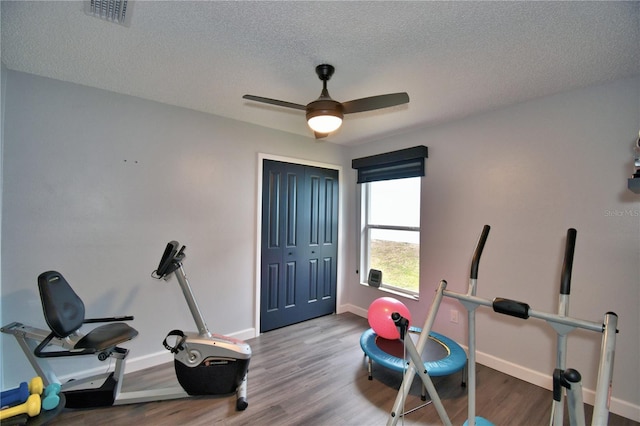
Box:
2;1;639;146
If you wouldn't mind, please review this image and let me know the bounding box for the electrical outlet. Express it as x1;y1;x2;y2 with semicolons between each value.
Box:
450;309;459;324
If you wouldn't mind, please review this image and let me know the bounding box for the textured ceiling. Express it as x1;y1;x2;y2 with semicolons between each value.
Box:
2;1;639;146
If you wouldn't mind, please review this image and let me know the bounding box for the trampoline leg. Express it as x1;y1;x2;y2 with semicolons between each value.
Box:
367;357;373;380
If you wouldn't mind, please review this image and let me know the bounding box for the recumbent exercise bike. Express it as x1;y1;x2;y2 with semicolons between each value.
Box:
1;241;251;411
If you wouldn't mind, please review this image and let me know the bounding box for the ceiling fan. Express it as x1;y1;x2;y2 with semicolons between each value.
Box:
242;64;409;139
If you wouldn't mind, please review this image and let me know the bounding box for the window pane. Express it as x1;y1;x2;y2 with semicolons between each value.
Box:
369;228;419;293
369;177;420;227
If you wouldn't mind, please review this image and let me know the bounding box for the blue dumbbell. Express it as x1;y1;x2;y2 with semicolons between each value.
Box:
1;377;42;407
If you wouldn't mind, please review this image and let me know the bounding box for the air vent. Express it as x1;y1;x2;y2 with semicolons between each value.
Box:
85;0;130;26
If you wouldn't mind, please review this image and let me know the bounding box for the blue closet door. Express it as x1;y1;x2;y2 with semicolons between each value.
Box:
261;160;338;332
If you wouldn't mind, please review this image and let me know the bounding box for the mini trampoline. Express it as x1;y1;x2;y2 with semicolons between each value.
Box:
360;327;467;382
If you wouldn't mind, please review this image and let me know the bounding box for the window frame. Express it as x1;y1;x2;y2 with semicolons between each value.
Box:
359;177;421;299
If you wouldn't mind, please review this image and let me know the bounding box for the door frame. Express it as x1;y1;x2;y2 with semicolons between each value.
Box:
255;153;344;335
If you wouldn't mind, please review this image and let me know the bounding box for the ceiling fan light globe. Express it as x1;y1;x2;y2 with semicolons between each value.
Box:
307;115;342;133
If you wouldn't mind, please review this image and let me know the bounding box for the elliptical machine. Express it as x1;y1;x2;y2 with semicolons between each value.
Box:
1;241;251;411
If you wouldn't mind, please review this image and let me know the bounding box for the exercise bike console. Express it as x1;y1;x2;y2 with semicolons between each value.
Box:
156;241;184;277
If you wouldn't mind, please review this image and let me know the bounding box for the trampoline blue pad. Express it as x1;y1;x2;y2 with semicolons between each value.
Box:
360;327;466;377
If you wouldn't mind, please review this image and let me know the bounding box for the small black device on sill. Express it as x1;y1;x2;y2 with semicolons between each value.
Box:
368;269;382;288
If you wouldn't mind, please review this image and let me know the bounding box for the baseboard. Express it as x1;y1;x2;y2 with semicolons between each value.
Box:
341;305;639;422
227;327;257;342
339;303;368;318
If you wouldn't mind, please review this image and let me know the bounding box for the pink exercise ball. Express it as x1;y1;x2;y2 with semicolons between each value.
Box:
367;297;411;340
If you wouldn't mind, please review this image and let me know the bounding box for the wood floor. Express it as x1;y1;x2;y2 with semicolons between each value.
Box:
47;312;637;426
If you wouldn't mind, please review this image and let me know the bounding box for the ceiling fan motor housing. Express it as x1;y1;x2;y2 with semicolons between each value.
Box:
306;99;344;121
306;99;343;133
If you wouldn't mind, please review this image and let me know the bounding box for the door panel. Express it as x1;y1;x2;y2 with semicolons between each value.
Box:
285;261;296;307
261;160;338;332
266;263;279;311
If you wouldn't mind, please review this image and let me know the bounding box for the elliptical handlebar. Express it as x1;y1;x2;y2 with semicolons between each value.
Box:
154;241;186;279
470;225;491;280
467;225;577;294
560;228;577;295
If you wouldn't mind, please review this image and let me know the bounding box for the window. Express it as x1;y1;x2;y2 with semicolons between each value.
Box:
352;146;428;298
361;177;421;296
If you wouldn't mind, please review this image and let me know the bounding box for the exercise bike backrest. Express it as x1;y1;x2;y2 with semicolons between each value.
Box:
36;270;138;358
155;241;186;278
38;271;86;338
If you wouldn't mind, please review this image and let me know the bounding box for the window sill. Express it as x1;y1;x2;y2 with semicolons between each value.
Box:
360;282;419;302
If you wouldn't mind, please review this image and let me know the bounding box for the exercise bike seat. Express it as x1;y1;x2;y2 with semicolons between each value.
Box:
35;271;138;357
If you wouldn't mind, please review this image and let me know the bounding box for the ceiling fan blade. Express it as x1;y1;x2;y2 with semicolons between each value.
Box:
242;95;306;111
341;92;409;114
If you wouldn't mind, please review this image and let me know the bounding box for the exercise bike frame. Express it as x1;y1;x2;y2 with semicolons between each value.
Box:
1;319;193;405
2;243;250;409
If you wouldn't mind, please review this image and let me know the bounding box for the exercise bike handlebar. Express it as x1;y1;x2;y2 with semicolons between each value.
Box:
470;225;491;280
152;241;211;337
155;241;186;278
560;228;577;295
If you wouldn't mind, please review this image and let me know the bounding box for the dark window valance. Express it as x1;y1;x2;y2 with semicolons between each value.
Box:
351;145;428;183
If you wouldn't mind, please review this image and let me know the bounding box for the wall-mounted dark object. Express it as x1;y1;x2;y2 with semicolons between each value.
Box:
629;132;640;194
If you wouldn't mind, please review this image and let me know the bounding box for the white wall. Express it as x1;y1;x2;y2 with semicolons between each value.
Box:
2;68;638;421
0;70;348;386
344;77;640;420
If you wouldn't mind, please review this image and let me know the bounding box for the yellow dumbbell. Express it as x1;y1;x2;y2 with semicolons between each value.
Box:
27;377;44;395
0;393;41;420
